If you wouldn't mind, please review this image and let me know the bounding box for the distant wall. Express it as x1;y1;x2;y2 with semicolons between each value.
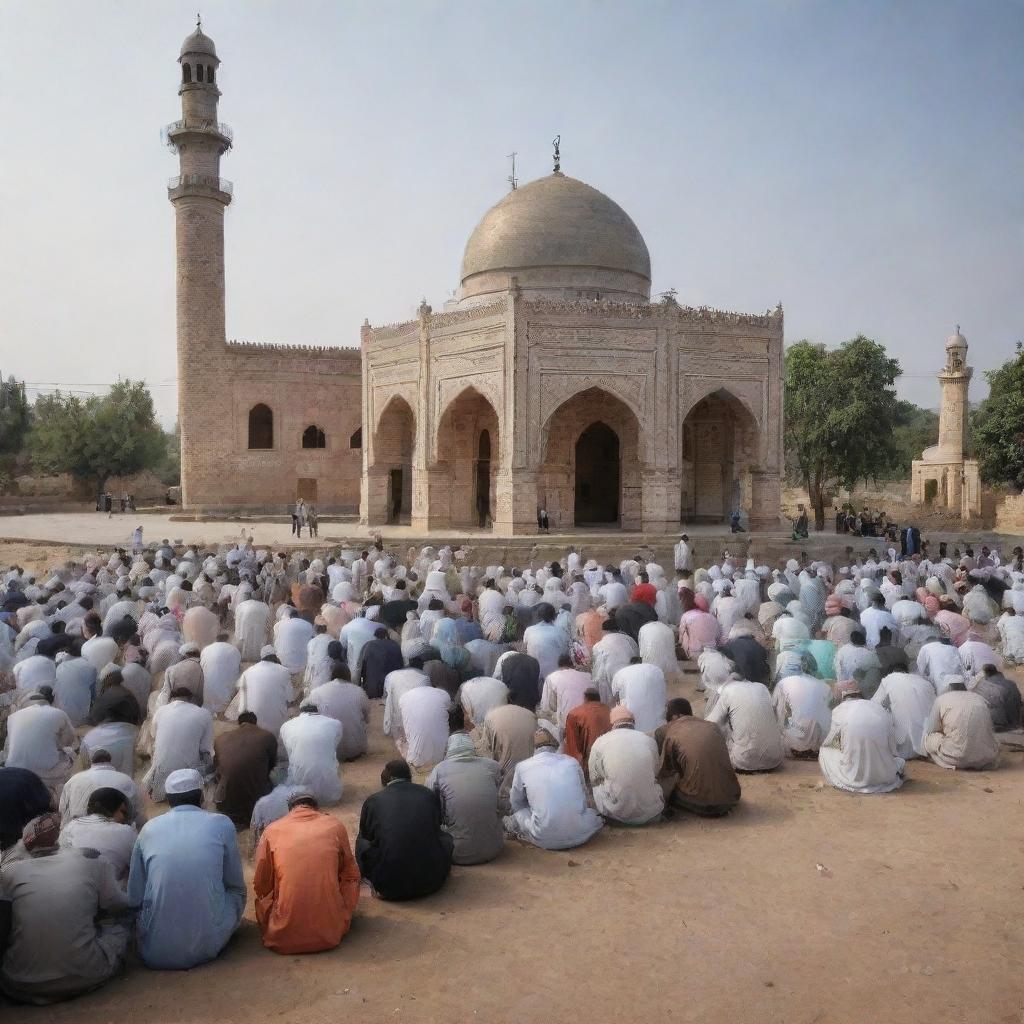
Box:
996;494;1024;534
12;471;169;501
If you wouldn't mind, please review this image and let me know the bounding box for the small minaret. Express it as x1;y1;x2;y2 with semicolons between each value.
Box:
166;19;233;507
936;326;972;459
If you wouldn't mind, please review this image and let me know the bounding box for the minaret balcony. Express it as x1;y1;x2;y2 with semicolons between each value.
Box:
168;174;233;202
162;119;233;153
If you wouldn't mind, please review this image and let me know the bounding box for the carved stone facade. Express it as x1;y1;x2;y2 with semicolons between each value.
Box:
362;290;784;533
911;328;982;519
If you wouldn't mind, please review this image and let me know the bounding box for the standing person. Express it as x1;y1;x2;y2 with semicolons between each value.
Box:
132;525;144;554
127;769;246;970
657;699;741;816
588;706;664;825
253;790;360;954
0;813;131;1005
425;733;503;865
673;533;693;574
307;504;319;539
356;759;453;901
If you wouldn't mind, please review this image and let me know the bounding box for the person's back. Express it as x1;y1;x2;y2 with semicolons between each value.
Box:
399;686;452;769
1;842;129;1004
236;659;292;737
506;741;602;850
706;680;784;771
658;711;741;815
772;673;833;755
970;669;1022;731
280;711;343;805
253;802;360;954
924;688;1000;770
356;773;452;900
128;791;245;968
213;718;277;828
426;737;503;865
308;680;370;759
611;663;667;733
872;672;935;758
819;694;904;793
588;716;663;825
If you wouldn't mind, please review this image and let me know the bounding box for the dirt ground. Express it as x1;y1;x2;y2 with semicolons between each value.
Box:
3;541;1024;1023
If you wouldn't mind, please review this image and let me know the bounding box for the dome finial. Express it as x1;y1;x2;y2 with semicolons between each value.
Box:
552;134;561;174
196;11;202;30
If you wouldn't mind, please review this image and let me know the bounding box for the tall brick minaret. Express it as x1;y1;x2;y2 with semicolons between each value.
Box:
166;18;233;508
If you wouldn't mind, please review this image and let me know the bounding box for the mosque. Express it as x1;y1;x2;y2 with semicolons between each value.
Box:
170;23;784;533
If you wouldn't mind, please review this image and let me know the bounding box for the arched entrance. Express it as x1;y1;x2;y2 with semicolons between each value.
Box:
539;387;642;529
575;422;620;523
433;388;500;529
680;389;759;523
372;396;415;523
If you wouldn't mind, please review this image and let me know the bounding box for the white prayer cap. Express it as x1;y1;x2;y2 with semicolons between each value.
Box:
165;768;204;795
260;644;277;658
179;642;200;657
785;559;799;572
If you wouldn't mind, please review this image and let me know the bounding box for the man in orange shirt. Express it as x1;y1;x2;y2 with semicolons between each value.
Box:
253;789;360;954
563;688;611;781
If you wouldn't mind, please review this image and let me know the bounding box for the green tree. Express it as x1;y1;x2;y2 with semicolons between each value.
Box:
973;342;1024;491
154;422;181;486
0;375;32;456
891;399;939;476
785;336;903;530
29;380;166;501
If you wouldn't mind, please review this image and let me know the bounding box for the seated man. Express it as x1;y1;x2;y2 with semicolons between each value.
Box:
60;787;137;883
398;684;452;771
969;664;1022;732
356;759;453;900
563;688;611;781
0;766;53;853
771;672;833;757
425;733;503;865
819;681;905;794
59;748;144;828
127;768;246;969
610;658;667;734
0;812;130;1005
923;679;1001;770
657;698;740;816
307;663;372;761
705;679;784;772
588;706;663;825
504;730;603;850
871;667;936;759
280;705;343;806
2;690;77;800
143;689;215;802
212;712;278;829
253;789;360;954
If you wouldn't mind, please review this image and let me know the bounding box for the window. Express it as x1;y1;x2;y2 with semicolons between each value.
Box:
349;427;363;449
208;65;215;83
248;404;273;449
196;64;204;83
182;63;192;84
302;425;326;449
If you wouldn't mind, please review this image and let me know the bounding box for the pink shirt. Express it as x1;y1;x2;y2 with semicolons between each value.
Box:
678;610;720;659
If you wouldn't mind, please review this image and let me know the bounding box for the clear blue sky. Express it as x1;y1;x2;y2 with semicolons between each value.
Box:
2;0;1021;425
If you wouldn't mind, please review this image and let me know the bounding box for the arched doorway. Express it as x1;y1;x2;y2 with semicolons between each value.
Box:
680;390;759;523
574;422;620;523
476;429;492;526
372;396;415;523
433;388;500;528
539;387;642;529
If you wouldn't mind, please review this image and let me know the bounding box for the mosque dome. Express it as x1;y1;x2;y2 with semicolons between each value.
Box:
945;327;968;352
180;26;218;59
458;172;651;306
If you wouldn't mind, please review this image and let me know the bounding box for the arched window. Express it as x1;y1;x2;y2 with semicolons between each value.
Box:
349;427;363;449
478;429;491;460
302;425;326;449
248;404;273;449
208;65;215;83
182;63;192;84
196;64;204;83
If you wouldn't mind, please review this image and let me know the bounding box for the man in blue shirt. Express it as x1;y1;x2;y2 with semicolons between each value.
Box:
127;768;245;969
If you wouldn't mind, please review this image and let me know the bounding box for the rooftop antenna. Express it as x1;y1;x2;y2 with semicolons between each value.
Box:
507;151;518;191
552;134;561;174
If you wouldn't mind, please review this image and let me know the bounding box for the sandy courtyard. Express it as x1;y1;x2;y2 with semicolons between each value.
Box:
2;539;1024;1023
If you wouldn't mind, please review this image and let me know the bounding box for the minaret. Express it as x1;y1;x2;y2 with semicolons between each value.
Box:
166;19;232;507
936;326;972;459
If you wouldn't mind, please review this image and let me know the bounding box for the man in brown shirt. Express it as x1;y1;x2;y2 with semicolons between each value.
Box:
213;712;278;828
657;698;741;817
563;688;611;781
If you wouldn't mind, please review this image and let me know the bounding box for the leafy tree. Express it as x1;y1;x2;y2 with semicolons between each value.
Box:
154;422;181;486
785;336;903;530
29;380;166;501
891;399;939;476
973;342;1024;491
0;375;31;456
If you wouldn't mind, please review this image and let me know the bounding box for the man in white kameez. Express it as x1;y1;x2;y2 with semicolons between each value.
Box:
273;609;314;683
997;608;1024;665
382;666;429;749
772;673;833;756
591;623;639;704
871;670;936;759
638;620;681;686
705;679;784;772
674;534;693;574
199;633;241;715
610;660;667;734
923;680;1000;770
2;693;77;798
143;691;215;801
234;596;271;663
538;656;592;736
458;675;508;729
279;705;343;805
59;748;144;827
916;638;966;693
398;684;452;770
232;646;293;740
819;681;904;794
523;604;569;682
588;705;663;825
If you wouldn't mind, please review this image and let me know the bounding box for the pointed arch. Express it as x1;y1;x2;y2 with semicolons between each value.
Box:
247;404;274;450
301;425;326;449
